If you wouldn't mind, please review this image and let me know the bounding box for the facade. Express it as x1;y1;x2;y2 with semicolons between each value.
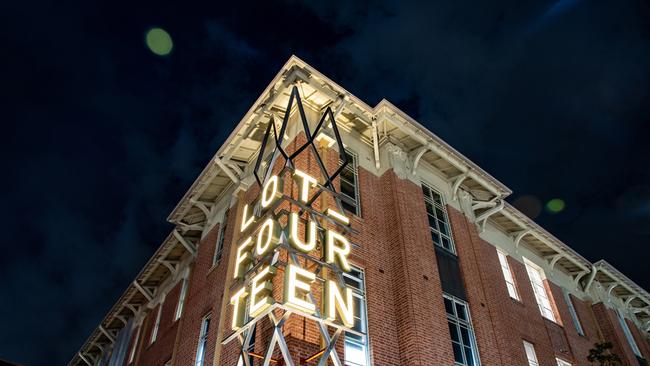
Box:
70;56;650;366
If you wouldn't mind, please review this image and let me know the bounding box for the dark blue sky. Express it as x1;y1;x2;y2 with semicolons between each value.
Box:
2;0;649;364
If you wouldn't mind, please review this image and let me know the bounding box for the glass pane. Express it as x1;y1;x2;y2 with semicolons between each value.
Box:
460;326;471;344
431;231;441;245
448;322;460;342
464;346;475;366
341;180;355;197
435;207;445;219
422;185;431;198
452;342;464;363
438;221;449;235
425;201;434;215
444;298;455;315
428;214;437;229
455;303;467;321
345;340;367;366
441;237;451;250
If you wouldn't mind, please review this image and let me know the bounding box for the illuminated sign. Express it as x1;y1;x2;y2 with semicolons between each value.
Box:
229;170;354;330
221;85;357;365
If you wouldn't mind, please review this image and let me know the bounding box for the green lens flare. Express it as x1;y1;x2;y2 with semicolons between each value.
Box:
145;28;173;56
546;198;565;213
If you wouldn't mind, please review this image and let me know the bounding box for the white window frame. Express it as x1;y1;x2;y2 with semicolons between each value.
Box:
616;309;642;357
562;290;584;336
150;300;163;344
212;209;229;265
524;259;556;322
175;275;189;321
444;294;481;366
422;183;455;254
128;324;141;364
339;149;361;216
343;267;369;366
523;341;539;366
497;250;520;300
556;357;572;366
195;314;211;366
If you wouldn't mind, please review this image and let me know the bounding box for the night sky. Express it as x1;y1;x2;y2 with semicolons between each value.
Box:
2;0;650;364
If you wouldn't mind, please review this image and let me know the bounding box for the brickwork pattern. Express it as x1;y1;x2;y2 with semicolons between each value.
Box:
122;132;650;366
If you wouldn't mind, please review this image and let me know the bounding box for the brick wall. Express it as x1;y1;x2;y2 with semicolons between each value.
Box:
122;132;650;366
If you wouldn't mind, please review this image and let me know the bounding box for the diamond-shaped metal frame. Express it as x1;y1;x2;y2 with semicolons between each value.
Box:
222;85;360;366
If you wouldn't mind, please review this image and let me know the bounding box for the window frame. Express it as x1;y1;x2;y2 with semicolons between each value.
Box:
128;324;141;364
195;314;211;366
523;341;539;366
175;275;189;321
444;293;481;366
562;290;584;336
616;309;642;357
339;149;361;217
524;259;557;322
212;209;230;266
421;183;456;254
496;249;520;300
556;357;572;366
343;266;370;366
150;301;163;344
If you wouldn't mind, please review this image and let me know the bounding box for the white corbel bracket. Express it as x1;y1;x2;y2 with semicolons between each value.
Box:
583;266;599;292
475;199;505;232
99;325;116;343
133;280;154;302
173;229;197;257
411;146;429;175
452;173;468;201
78;352;93;366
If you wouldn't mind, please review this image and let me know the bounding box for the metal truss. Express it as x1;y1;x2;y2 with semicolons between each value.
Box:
222;84;361;365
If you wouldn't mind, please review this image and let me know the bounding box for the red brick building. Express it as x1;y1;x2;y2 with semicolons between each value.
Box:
70;57;650;366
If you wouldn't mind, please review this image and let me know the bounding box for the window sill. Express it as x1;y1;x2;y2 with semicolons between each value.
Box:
510;297;525;306
207;262;220;276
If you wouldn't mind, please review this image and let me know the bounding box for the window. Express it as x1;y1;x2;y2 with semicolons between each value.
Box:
236;297;256;366
524;260;556;322
344;267;369;366
128;325;141;364
175;277;189;321
340;150;360;216
616;309;642;357
562;290;584;336
444;294;480;366
195;315;211;366
213;209;229;265
150;302;163;344
556;358;572;366
523;341;539;366
422;184;455;253
497;250;519;300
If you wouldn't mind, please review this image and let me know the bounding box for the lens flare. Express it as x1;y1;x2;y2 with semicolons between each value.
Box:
546;198;566;214
145;28;173;56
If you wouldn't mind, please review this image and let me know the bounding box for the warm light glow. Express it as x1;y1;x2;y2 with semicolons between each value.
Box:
261;175;281;208
289;212;316;252
255;218;278;256
326;230;351;272
249;265;276;317
293;170;318;203
324;280;354;327
230;287;248;330
326;208;350;225
233;237;253;279
241;204;255;232
284;264;316;314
